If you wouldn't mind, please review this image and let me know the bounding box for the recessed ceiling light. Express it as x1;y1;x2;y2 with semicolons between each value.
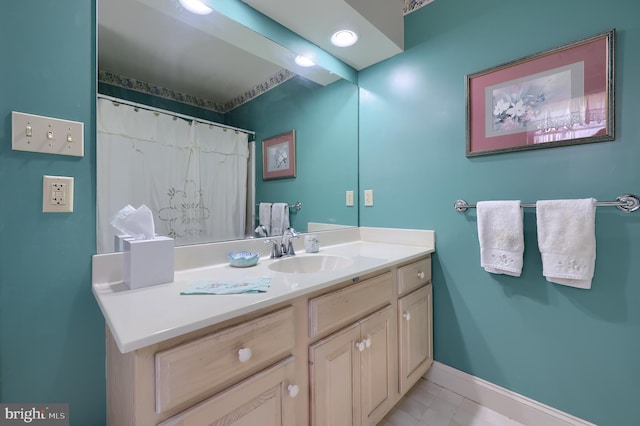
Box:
295;55;315;67
178;0;213;15
331;30;358;47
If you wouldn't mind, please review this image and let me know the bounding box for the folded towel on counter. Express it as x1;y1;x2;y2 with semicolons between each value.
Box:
181;278;271;295
477;200;524;277
536;199;596;289
259;202;272;236
270;203;290;236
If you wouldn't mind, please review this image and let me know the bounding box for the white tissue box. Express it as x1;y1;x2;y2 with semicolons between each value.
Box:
114;234;133;252
123;236;175;289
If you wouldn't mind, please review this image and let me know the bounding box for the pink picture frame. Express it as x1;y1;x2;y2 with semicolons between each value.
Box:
466;29;615;157
262;130;296;180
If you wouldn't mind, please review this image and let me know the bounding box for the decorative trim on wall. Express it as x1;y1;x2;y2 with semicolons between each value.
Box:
97;68;296;114
230;69;296;111
424;362;597;426
404;0;436;15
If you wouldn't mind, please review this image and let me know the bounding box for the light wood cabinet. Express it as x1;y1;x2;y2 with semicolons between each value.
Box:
397;257;431;296
308;272;392;339
309;305;395;426
398;284;433;394
157;356;297;426
105;255;433;426
106;306;300;426
155;307;295;414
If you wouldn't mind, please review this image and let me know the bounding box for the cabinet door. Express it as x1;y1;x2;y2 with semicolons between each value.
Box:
398;285;433;394
309;323;361;426
157;357;297;426
359;305;395;426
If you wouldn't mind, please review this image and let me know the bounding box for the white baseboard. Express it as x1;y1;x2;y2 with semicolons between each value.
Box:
424;362;596;426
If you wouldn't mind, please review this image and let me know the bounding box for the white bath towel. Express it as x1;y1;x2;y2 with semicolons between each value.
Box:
259;202;272;236
536;199;596;289
270;203;290;237
477;200;524;277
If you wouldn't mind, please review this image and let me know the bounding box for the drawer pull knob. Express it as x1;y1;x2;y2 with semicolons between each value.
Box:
238;347;252;363
403;312;411;321
364;337;372;348
288;384;300;398
418;271;425;279
356;340;366;352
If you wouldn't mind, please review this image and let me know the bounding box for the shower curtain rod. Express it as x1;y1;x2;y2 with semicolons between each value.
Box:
97;94;255;136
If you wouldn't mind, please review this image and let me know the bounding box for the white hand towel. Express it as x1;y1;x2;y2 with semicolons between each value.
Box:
477;200;524;277
259;202;272;236
270;203;290;237
536;199;596;289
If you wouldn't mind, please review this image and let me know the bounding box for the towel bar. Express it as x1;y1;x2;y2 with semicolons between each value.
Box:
454;194;640;213
256;201;302;211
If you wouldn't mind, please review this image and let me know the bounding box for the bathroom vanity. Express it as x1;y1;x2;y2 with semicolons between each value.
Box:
92;227;434;425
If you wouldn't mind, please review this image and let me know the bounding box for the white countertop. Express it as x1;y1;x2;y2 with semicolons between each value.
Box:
92;227;435;353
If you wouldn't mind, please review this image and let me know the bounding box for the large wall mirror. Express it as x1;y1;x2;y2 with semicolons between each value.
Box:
97;0;359;253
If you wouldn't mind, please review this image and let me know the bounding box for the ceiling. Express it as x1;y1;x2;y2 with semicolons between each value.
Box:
240;0;404;71
98;0;412;112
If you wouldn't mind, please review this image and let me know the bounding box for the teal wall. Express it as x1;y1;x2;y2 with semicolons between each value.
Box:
227;76;359;231
3;0;639;425
359;0;640;425
0;1;105;425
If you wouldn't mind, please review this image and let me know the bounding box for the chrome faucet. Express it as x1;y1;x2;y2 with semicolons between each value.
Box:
265;227;299;258
282;227;300;256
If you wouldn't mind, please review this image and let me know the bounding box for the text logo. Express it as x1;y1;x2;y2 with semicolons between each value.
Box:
0;404;68;426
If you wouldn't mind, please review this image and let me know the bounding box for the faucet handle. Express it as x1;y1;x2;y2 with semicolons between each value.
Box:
264;238;282;258
283;228;299;256
285;241;296;256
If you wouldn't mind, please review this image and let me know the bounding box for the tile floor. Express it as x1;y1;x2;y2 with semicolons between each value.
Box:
378;379;525;426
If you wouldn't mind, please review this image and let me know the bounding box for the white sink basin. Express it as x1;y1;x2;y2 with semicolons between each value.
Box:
268;255;354;274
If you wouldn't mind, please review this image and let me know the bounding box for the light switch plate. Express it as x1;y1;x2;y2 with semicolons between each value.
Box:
364;189;374;206
12;111;84;157
43;175;74;213
346;190;354;206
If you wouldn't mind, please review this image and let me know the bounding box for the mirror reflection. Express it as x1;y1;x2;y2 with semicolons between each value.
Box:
96;0;359;253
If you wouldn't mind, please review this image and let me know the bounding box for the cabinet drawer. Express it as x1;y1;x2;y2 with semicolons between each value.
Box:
309;272;392;339
155;306;295;414
158;356;297;426
397;257;431;296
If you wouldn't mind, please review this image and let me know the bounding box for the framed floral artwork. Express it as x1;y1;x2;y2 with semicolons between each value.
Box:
466;29;615;156
262;130;296;180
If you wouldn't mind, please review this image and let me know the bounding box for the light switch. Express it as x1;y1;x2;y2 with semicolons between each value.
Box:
346;190;354;206
12;111;84;157
364;189;374;206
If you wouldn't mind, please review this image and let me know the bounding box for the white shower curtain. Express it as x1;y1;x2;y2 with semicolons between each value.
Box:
96;98;249;253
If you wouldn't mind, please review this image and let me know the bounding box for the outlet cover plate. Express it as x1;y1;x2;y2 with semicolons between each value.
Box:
43;175;74;213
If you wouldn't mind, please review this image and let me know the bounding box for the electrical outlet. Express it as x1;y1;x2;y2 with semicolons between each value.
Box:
43;175;74;213
346;190;354;206
364;189;374;206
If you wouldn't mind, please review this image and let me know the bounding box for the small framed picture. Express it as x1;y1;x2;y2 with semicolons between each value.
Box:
262;130;296;180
